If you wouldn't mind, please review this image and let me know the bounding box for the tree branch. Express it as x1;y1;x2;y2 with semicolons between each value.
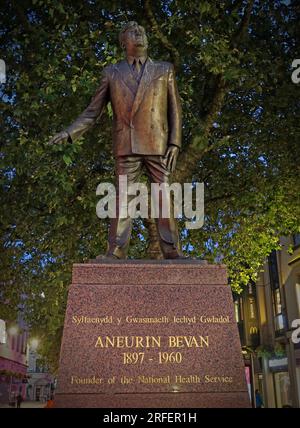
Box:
12;1;33;34
144;0;180;70
174;0;255;185
231;0;255;48
226;0;245;15
145;1;255;254
201;75;227;136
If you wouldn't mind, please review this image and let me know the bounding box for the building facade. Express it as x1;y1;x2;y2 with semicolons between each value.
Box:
26;349;55;402
235;234;300;408
0;319;28;406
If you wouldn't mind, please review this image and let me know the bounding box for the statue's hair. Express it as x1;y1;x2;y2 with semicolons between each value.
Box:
119;21;146;49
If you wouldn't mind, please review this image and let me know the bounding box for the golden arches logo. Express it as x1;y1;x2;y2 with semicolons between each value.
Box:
250;326;258;335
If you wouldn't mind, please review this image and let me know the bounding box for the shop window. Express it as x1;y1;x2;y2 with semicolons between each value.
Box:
234;299;243;322
249;296;257;319
269;250;280;289
16;334;20;353
274;314;284;331
268;251;286;334
273;372;292;408
273;288;282;315
0;320;6;344
21;332;27;354
233;295;245;345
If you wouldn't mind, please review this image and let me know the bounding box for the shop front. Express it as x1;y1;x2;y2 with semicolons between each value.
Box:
269;358;292;408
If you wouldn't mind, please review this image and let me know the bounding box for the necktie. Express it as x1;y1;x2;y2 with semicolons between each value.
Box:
133;59;141;77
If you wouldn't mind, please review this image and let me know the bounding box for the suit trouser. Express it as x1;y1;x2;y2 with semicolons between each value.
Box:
107;155;180;258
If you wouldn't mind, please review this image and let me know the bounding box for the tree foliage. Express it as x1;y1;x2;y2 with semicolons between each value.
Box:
0;0;299;370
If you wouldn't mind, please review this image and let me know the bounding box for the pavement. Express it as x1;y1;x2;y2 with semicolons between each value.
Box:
0;400;46;408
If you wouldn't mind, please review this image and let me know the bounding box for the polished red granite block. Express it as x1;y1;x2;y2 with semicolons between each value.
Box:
55;261;250;408
54;392;248;408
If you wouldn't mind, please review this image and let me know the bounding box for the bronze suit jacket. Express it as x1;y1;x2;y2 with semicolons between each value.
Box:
65;58;182;156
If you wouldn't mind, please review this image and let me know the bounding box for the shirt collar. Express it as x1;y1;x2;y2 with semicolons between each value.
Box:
127;55;147;66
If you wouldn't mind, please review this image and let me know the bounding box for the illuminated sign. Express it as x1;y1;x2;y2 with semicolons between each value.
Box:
249;326;258;335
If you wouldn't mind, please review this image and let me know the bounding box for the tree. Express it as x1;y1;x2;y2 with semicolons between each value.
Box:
0;0;299;370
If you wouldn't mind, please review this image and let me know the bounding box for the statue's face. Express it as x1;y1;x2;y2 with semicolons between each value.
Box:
123;25;148;50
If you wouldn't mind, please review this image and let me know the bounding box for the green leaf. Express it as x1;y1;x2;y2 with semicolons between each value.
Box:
62;155;72;165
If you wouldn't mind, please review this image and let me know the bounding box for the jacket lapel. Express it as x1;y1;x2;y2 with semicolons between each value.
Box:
114;60;138;96
130;58;157;119
114;58;167;118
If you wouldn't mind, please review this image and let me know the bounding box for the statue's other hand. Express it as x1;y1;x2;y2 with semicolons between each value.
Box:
48;130;69;145
164;145;179;173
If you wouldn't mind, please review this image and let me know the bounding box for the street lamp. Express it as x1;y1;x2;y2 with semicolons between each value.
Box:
29;338;39;351
8;325;19;336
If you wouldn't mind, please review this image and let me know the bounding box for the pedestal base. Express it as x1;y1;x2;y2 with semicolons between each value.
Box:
55;261;250;408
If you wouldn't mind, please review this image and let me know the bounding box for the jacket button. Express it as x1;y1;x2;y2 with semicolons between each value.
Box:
151;124;154;129
151;108;155;112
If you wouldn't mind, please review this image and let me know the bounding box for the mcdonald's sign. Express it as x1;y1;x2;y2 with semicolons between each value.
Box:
250;326;258;335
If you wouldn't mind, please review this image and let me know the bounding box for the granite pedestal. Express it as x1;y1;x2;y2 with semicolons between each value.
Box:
55;261;250;408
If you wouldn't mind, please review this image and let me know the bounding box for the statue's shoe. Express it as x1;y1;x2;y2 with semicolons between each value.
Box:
95;254;120;261
163;251;187;259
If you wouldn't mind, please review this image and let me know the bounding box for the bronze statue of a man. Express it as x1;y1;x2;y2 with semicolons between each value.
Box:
50;21;183;259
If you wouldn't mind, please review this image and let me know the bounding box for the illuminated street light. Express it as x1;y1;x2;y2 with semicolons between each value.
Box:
29;338;39;350
8;325;19;336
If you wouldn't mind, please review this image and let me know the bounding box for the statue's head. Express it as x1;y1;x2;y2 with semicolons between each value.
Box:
119;21;148;52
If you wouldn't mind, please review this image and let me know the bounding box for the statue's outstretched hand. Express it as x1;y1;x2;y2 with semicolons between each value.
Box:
165;145;179;173
48;131;69;145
